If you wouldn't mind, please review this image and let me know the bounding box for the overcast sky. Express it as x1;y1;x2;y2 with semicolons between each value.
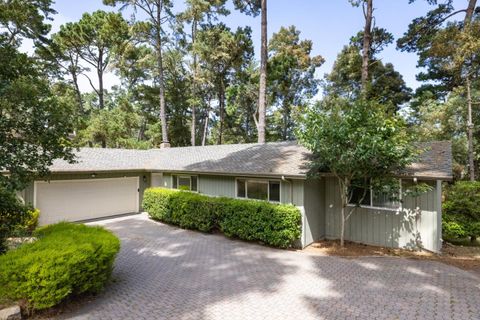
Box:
20;0;467;94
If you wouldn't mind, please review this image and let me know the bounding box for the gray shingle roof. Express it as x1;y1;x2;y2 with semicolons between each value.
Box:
147;141;310;177
49;148;152;172
49;140;452;180
402;141;453;180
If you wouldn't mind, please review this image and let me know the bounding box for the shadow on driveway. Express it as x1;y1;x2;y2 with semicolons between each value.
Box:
59;214;480;320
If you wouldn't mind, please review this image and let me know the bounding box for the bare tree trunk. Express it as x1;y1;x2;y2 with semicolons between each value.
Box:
218;80;225;145
467;75;475;181
464;0;477;180
98;51;104;109
191;20;198;146
156;0;169;147
71;70;83;114
361;0;373;90
282;100;288;140
202;107;210;146
138;117;146;141
465;0;477;23
257;0;267;143
338;178;348;247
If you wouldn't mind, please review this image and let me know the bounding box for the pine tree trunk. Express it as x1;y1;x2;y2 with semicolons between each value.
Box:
71;70;83;115
98;51;104;109
191;20;198;146
282;100;288;140
156;0;169;146
257;0;267;143
361;0;373;90
202;109;209;146
464;0;476;180
467;75;475;181
465;0;477;23
218;80;225;145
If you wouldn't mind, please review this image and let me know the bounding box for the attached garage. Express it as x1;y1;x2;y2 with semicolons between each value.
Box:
34;177;140;225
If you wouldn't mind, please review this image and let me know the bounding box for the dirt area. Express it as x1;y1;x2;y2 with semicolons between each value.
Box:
304;240;480;275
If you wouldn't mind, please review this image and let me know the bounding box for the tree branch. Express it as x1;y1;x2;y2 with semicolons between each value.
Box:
82;72;100;95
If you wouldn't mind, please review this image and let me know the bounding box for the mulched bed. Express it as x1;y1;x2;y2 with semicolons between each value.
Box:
304;239;480;275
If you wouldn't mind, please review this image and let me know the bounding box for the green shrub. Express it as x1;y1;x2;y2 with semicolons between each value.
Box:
0;223;120;310
0;187;32;253
143;188;301;248
143;188;221;232
219;199;301;248
443;181;480;241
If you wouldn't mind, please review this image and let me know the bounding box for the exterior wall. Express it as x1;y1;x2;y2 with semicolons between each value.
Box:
25;171;150;211
301;178;325;247
198;175;236;198
151;173;163;187
161;173;172;188
323;177;442;252
160;173;304;206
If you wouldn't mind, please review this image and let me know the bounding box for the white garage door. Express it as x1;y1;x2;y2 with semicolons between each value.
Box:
35;177;140;225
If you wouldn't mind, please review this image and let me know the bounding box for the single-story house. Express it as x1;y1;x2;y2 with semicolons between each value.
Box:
18;140;452;252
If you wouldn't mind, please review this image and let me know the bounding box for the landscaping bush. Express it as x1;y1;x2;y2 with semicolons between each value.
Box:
443;181;480;242
0;187;32;253
143;188;302;248
143;188;219;232
219;199;302;248
0;223;120;310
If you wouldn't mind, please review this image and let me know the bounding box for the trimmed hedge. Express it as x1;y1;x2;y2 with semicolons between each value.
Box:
143;188;301;248
0;223;120;310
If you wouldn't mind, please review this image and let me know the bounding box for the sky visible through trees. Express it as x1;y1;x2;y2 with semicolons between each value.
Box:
3;0;479;180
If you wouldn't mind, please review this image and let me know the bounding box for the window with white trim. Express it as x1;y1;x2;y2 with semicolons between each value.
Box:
348;179;401;209
172;175;198;192
236;178;281;202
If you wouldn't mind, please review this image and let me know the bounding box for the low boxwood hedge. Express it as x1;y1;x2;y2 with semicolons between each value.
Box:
143;188;301;248
0;223;120;310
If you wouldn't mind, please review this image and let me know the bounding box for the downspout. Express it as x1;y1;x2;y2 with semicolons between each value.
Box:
281;175;293;204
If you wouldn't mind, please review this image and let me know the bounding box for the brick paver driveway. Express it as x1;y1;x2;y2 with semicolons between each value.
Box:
60;213;480;320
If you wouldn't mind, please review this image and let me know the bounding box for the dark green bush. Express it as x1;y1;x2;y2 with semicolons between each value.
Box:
443;181;480;241
219;199;301;248
143;188;301;248
143;188;219;232
0;187;32;253
0;223;120;310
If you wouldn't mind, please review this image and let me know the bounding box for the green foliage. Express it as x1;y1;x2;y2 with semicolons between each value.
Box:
219;197;301;248
0;188;32;253
297;98;415;182
56;10;130;109
142;188;301;248
324;44;411;113
297;97;415;245
143;189;218;232
0;223;120;310
0;0;55;47
232;0;261;16
268;26;324;140
443;181;480;240
0;43;75;191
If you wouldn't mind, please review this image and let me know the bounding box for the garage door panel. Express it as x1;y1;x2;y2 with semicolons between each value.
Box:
36;177;139;225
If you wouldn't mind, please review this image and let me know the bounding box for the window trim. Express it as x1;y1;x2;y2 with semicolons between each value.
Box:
347;179;402;211
171;174;199;192
235;178;281;203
